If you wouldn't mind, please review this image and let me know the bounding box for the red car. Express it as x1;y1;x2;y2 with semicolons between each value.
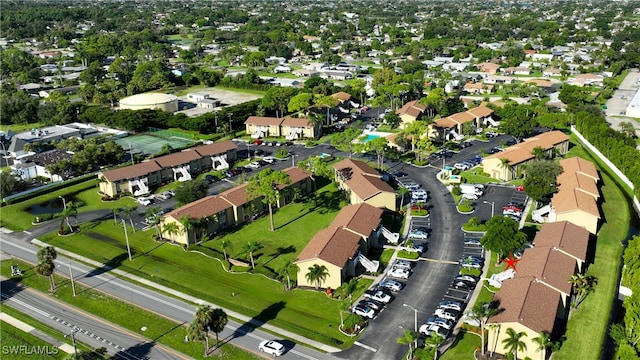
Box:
515;185;525;191
253;139;263;145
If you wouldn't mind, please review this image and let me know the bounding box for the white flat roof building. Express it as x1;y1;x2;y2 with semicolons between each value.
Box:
626;88;640;118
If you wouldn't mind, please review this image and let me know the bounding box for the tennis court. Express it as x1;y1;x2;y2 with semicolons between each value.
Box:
115;134;195;156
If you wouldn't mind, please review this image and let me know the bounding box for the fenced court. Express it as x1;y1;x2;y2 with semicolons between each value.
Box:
114;133;196;156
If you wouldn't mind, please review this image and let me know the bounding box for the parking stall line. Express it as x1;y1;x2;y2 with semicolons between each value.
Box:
354;341;377;352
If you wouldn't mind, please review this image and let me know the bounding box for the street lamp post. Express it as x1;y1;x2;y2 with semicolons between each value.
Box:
403;303;419;348
292;154;298;167
247;142;252;159
122;219;132;261
483;201;495;218
65;327;79;356
68;262;76;296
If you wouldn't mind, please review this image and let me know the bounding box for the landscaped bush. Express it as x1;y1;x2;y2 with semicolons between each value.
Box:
397;250;420;260
412;159;428;166
458;199;474;212
462;217;487;232
274;147;289;159
342;313;365;335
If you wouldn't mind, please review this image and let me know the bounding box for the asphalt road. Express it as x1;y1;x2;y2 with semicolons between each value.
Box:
0;281;184;360
0;236;335;360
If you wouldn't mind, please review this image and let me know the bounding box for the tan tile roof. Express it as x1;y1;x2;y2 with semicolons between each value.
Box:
331;91;352;102
524;79;554;87
281;117;312;127
396;100;427;118
533;222;590;262
331;203;383;237
489;276;560;333
558;157;599;183
552;157;600;217
220;183;256;206
516;247;576;295
333;159;394;201
244;116;283;126
154;149;202;168
166;196;232;221
552;185;600;217
295;227;361;267
101;160;162;182
193;140;237;156
485;131;570;165
432;117;458;129
283;166;312;185
449;111;475;124
467;106;494;118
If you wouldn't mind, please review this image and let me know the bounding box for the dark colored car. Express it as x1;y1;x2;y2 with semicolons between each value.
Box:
204;175;220;184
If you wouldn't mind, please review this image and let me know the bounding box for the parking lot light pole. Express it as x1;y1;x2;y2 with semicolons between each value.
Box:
292;154;298;167
402;303;418;348
122;219;132;261
483;201;495;218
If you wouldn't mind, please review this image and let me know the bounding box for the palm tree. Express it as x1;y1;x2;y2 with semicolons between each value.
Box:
243;241;263;270
208;308;228;348
568;273;598;309
469;301;499;355
502;327;527;359
220;239;232;261
278;258;297;290
111;207;121;225
59;204;77;234
531;146;546;160
187;321;208;357
36;246;58;292
179;215;195;244
397;330;419;357
162;221;180;241
190;305;213;355
398;186;409;210
120;205;138;233
338;300;350;329
145;206;162;240
424;334;445;359
499;157;511;181
305;264;329;289
37;246;57;263
339;278;358;304
532;331;552;360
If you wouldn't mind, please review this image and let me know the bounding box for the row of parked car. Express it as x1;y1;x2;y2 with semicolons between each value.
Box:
453;155;483;171
355;259;413;319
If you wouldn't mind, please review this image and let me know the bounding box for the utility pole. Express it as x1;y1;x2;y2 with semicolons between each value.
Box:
122;220;132;261
68;263;76;296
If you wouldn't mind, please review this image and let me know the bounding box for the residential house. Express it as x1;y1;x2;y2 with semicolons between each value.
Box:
295;203;384;289
396;100;427;128
244;116;283;139
571;73;604;87
549;157;601;234
482;131;570;181
281;117;322;140
333;158;396;211
320;70;352;80
503;67;532;76
292;68;320;77
533;221;591;273
487;277;563;360
484;75;515;85
428;106;495;142
463;82;494;95
476;62;501;74
11;149;74;181
543;68;562;77
99;140;237;197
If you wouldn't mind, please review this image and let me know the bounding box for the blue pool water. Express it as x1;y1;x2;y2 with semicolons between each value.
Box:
363;134;381;143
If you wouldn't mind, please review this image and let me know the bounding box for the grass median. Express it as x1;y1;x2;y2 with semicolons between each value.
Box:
0;321;66;360
0;260;259;360
37;183;361;348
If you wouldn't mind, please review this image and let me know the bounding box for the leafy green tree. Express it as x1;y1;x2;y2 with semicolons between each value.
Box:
305;264;329;289
288;92;313;114
480;216;527;261
502;328;528;359
331;127;362;158
397;330;419;357
36;246;58;292
246;168;290;231
262;87;298;117
208;308;228;348
175;179;209;206
532;331;553;360
365;136;389;169
523;160;563;201
278;258;297;290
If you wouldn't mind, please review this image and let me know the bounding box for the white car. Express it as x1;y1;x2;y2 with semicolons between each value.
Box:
408;229;429;239
388;267;410;279
439;301;463;312
248;161;262;169
434;308;460;321
136;197;152;206
454;163;470;170
352;304;376;319
392;260;413;270
259;340;285;356
379;279;404;292
262;156;275;163
424;324;450;339
370;290;392;303
411;189;427;197
461;193;479;201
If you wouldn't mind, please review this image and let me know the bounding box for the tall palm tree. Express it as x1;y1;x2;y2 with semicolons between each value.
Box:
145;206;162;240
243;241;263;270
120;205;138;232
59;204;77;234
278;258;297;290
220;239;232;261
187;321;208;357
531;146;546;160
190;305;213;355
305;264;329;289
398;187;409;210
499;157;511;181
179;215;195;244
338;300;350;329
208;308;228;348
568;273;597;309
397;330;418;357
162;221;180;241
468;301;499;355
532;331;552;360
502;327;527;359
36;246;58;292
37;246;57;263
111;207;121;225
341;278;358;304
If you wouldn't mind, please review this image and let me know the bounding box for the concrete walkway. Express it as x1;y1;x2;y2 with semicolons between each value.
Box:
0;312;75;354
30;238;341;354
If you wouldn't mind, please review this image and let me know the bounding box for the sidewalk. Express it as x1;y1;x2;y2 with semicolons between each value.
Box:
30;239;342;354
0;312;75;354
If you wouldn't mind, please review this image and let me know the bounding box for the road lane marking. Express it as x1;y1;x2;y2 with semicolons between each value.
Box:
354;341;377;352
420;258;458;265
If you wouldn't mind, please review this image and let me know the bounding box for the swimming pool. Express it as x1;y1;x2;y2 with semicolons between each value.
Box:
363;134;381;143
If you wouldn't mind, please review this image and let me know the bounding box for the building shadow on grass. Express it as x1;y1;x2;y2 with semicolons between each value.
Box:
224;301;286;343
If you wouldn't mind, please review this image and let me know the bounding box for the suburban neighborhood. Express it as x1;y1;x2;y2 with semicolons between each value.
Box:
1;1;640;360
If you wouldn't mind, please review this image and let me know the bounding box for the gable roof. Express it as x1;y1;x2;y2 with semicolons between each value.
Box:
101;160;163;182
533;221;590;262
220;183;256;206
333;159;394;201
432;106;494;129
194;140;237;156
331;91;352;102
396;100;427;118
153;149;202;168
489;276;560;333
281;117;313;128
485;131;570;165
165;196;232;221
283;166;312;185
552;157;600;217
516;247;576;295
244;116;283;126
295;227;361;267
331;203;383;238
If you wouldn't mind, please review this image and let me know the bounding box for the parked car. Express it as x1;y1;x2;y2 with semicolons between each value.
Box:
136;197;153;206
411;189;427;197
388;267;410;279
262;156;275;163
453;280;476;290
515;185;525;191
439;301;463;312
462;255;484;263
204;174;220;184
454;275;479;284
392;260;414;269
486;131;498;138
379;279;404;292
404;183;421;190
454;163;471;171
364;289;392;303
253;139;264;145
462;193;479;201
464;238;481;246
408;229;429;239
258;340;285;356
393;171;408;178
503;209;522;217
248;161;262;169
460;261;482;270
424;325;450;339
358;299;384;311
434;308;460;321
353;305;376;319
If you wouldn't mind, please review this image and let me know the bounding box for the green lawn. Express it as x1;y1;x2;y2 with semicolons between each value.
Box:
37;184;363;348
0;178;135;231
0;321;66;360
0;260;260;360
0;122;47;133
441;331;481;360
